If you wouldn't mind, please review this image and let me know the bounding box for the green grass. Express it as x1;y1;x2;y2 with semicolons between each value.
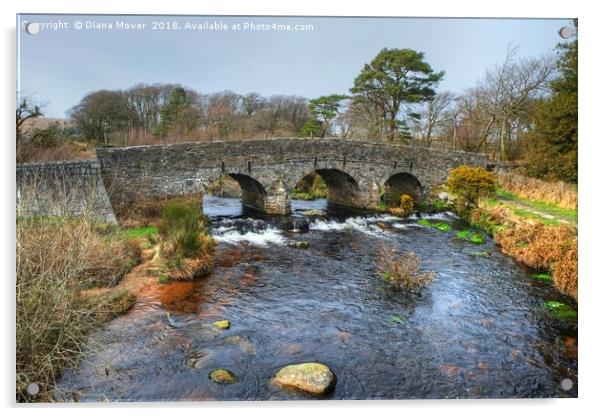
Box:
388;314;405;325
158;274;170;284
123;226;159;239
532;273;553;282
417;218;451;232
495;188;577;223
290;190;327;200
120;258;138;274
543;300;577;319
456;229;485;244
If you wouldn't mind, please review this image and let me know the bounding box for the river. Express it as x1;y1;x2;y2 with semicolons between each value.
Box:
56;196;578;401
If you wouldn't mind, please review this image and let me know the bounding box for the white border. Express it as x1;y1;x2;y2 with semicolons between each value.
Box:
2;1;600;415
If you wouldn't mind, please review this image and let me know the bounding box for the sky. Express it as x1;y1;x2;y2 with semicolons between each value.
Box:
17;14;573;118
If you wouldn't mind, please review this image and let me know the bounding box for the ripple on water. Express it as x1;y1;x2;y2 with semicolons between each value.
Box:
56;197;577;401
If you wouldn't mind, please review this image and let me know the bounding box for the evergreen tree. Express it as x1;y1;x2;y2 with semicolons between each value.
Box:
350;48;444;141
526;22;577;183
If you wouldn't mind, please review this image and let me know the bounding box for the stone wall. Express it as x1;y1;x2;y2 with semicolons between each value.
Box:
16;160;117;223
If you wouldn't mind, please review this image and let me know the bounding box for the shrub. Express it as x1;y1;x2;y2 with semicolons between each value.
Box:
394;194;415;217
16;216;140;401
551;238;578;300
158;199;217;280
30;123;64;149
495;223;577;300
376;248;436;292
448;165;496;208
167;255;214;281
159;198;212;258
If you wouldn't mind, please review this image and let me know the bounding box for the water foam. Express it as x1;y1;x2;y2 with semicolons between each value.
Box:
310;216;392;236
213;226;286;246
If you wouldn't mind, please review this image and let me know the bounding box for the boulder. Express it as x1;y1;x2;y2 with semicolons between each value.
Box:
213;320;230;329
272;362;336;394
282;219;310;233
208;368;238;384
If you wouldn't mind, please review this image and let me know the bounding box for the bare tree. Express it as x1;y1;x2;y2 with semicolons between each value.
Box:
16;93;44;144
410;91;454;147
478;45;555;160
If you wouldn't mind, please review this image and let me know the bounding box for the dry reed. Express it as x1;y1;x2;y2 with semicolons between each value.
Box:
376;248;436;292
16;216;141;401
497;172;577;209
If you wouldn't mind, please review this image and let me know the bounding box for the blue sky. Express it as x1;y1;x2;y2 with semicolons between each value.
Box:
17;15;573;118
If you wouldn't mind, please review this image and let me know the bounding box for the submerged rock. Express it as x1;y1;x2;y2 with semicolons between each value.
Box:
208;368;238;384
213;320;230;329
288;241;310;249
301;209;325;217
272;362;336;394
186;350;211;369
224;335;257;355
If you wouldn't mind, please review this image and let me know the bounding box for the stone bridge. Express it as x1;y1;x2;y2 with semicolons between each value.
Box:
94;138;488;217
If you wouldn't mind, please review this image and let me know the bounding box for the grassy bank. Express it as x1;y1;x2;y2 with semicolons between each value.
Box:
444;169;577;302
16;198;217;401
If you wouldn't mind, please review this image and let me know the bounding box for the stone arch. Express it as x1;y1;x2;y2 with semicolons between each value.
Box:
382;172;423;206
203;173;267;212
313;168;362;208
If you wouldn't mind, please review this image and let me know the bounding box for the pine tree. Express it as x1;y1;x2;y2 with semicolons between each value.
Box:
526;22;577;183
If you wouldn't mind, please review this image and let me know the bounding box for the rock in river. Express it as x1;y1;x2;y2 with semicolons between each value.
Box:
209;368;238;384
288;241;310;249
213;320;230;329
272;362;336;394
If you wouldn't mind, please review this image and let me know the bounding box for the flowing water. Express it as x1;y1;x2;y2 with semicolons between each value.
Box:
57;196;578;401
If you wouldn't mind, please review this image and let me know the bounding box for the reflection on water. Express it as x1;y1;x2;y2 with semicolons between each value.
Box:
56;196;577;401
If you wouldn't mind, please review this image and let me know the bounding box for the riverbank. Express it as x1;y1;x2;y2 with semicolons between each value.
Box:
433;172;578;302
16;216;142;401
16;197;216;402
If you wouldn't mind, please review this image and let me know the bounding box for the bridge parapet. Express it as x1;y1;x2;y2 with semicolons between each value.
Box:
16;138;488;221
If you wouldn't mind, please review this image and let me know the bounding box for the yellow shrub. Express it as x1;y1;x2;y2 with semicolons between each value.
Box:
448;165;496;207
399;194;414;212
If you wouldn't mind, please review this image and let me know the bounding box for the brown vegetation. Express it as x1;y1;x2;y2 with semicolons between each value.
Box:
468;206;578;301
376;248;436;292
496;172;577;209
16;216;141;401
114;195;202;228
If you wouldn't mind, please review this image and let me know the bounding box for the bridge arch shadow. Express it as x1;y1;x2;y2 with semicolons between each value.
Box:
382;172;423;206
293;169;361;209
205;173;267;212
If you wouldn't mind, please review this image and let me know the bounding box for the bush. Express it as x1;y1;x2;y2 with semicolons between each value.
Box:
30;124;64;149
495;222;577;300
376;248;436;292
159;198;212;258
158;199;216;280
16;216;140;401
448;165;496;208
